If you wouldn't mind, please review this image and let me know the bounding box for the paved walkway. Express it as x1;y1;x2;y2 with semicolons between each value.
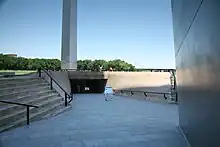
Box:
0;94;188;147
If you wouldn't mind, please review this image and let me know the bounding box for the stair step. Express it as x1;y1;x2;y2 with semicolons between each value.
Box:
0;101;71;132
0;86;53;100
0;80;46;90
0;93;60;116
0;83;49;95
0;79;43;88
0;90;58;108
0;76;73;133
0;96;63;127
0;77;39;83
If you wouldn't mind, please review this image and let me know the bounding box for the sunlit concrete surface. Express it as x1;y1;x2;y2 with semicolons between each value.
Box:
0;94;188;147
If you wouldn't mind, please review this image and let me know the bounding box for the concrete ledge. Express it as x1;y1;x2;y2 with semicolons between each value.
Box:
0;72;15;77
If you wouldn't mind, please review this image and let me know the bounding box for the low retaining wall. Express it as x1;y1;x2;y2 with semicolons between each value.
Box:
42;71;71;98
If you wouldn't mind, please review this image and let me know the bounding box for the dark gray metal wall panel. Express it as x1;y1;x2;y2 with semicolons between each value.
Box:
173;0;220;146
172;0;202;54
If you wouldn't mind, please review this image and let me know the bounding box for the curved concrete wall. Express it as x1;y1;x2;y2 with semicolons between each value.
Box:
67;71;171;94
106;72;171;92
68;71;171;92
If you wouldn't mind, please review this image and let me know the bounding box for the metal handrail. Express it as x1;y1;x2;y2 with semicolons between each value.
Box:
119;89;177;102
0;100;38;125
38;68;73;106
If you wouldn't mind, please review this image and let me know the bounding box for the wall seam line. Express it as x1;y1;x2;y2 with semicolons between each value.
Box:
175;0;204;57
178;126;192;147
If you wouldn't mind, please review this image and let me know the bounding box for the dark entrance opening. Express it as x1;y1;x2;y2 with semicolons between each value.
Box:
70;79;108;93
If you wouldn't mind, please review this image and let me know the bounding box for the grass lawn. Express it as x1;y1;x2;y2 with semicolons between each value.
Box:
0;70;37;75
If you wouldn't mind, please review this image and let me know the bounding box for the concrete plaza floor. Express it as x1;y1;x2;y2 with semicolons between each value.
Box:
0;94;188;147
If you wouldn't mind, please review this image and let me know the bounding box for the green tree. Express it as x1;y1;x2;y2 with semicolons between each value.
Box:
91;60;107;71
3;55;16;70
0;54;4;70
106;59;135;71
77;60;93;71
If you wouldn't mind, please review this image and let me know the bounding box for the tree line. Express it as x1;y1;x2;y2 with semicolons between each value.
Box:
0;54;136;71
77;59;136;71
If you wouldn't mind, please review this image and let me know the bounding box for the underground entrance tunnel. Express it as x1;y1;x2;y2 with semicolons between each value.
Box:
70;79;108;93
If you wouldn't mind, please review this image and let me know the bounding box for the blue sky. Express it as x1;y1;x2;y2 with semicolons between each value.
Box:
0;0;175;68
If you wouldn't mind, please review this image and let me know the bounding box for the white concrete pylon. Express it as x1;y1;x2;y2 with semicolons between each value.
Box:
61;0;77;70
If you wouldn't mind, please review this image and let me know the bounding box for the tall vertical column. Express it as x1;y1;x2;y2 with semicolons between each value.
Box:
61;0;77;70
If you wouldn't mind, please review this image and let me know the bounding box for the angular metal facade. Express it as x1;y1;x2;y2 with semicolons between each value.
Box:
172;0;220;146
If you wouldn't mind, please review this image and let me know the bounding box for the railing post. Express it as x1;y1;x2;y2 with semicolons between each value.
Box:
50;77;53;90
65;93;67;107
38;68;41;77
175;92;178;103
164;93;167;99
71;93;74;101
27;106;30;125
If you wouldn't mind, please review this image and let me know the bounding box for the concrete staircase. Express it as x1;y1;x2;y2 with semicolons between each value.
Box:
0;77;71;132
